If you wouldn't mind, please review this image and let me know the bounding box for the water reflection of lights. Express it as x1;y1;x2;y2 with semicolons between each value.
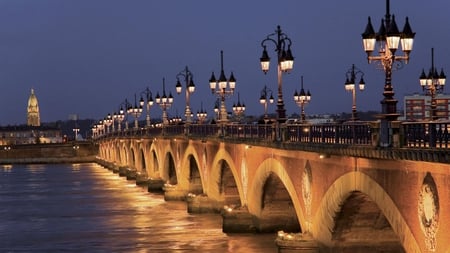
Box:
2;164;12;170
71;163;81;172
223;205;234;212
27;164;46;174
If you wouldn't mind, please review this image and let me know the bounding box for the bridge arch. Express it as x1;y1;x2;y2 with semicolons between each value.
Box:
247;158;305;233
138;148;146;173
162;151;177;185
178;145;204;195
147;143;161;178
208;148;242;206
312;171;420;252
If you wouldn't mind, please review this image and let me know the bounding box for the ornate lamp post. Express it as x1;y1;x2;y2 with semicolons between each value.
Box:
260;25;294;123
419;48;446;121
293;76;311;123
175;66;196;124
155;78;174;125
96;120;104;136
209;50;236;125
259;85;274;124
91;124;98;139
104;113;112;133
214;99;220;122
119;99;132;130
344;64;366;121
232;92;246;122
361;0;415;146
197;102;208;124
139;87;154;127
127;94;143;129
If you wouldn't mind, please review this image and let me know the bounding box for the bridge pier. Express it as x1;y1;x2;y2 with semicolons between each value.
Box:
275;232;320;253
135;172;148;186
147;177;165;192
186;194;222;213
163;184;188;201
125;168;137;180
118;166;128;176
221;206;256;233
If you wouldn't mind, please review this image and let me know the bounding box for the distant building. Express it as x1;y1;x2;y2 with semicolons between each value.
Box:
27;88;40;126
0;125;62;145
0;88;63;145
404;93;450;121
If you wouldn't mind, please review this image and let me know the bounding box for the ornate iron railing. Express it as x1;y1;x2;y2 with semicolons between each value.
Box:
93;121;450;149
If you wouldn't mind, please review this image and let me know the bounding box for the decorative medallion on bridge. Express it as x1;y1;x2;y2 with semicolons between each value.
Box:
418;172;439;251
302;161;312;218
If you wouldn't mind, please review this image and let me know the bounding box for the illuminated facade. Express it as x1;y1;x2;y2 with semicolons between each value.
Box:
27;88;40;126
404;93;450;121
0;125;62;145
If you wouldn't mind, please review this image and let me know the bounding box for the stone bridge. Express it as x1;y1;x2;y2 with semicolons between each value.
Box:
95;124;450;253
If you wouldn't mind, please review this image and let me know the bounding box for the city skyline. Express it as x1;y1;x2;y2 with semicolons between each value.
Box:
0;0;448;124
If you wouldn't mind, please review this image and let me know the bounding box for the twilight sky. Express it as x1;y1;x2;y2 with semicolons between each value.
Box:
0;0;449;124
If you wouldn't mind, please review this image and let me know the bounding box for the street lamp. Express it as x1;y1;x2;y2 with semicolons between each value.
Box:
155;78;174;125
232;92;246;122
260;25;294;123
293;76;311;123
118;99;131;131
104;113;112;133
419;48;446;121
139;87;154;127
127;94;143;129
259;85;274;123
209;50;236;124
344;64;366;121
361;0;415;146
176;66;196;124
197;102;208;124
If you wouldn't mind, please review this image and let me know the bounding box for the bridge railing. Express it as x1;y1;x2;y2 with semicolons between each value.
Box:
402;121;450;148
93;121;450;149
285;122;372;145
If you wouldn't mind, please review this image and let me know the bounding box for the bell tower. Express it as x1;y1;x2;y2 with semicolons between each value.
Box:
27;88;40;126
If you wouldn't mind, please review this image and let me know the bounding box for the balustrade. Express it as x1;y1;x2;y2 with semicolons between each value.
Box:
92;121;450;149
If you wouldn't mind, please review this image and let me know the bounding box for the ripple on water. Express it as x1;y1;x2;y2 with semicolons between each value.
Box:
0;163;277;253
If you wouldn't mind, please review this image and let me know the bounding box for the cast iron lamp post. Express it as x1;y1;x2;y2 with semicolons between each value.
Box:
361;0;415;147
293;76;311;123
197;102;207;124
176;66;196;124
104;113;112;133
232;92;246;122
260;25;294;123
128;94;143;129
209;50;236;124
259;85;274;124
139;87;154;127
344;64;366;121
419;48;446;121
155;78;174;125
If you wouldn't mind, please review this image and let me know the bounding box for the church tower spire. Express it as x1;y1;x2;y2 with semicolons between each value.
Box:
27;88;40;126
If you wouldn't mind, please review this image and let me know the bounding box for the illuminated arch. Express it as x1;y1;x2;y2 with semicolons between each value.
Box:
247;157;306;231
178;144;204;193
312;171;420;252
208;147;242;204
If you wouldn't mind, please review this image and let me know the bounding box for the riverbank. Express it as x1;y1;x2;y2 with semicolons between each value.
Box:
0;142;98;164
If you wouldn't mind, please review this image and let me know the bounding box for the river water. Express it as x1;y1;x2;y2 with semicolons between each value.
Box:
0;163;277;253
